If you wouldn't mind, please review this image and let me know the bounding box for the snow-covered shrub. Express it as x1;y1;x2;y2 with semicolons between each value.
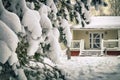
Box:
26;2;35;10
58;18;72;48
46;0;58;20
0;0;25;34
0;40;12;64
38;3;52;36
19;0;42;56
91;0;108;10
44;31;62;63
0;20;27;80
0;20;19;54
52;27;60;41
16;35;65;80
0;0;109;80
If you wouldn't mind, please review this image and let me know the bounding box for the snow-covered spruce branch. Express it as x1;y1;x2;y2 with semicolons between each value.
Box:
0;0;109;80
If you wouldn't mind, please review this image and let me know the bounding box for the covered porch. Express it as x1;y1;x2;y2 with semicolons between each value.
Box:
70;16;120;56
70;38;120;56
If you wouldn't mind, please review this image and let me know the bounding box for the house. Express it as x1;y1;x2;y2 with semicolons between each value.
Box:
70;16;120;56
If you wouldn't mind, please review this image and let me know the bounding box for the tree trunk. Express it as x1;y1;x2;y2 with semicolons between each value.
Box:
66;47;71;60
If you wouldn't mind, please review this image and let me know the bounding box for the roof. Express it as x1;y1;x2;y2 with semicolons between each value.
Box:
72;16;120;29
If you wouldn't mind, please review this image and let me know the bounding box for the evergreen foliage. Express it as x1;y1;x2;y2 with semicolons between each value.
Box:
0;0;108;80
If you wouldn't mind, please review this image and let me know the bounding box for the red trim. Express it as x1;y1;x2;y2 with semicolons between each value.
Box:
71;51;80;56
71;51;120;56
107;51;120;56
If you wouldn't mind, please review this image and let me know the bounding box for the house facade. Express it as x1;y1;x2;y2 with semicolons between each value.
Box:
70;16;120;56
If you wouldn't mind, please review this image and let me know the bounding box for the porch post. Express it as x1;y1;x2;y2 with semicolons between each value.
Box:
79;39;84;56
101;39;104;55
80;40;82;55
118;29;120;49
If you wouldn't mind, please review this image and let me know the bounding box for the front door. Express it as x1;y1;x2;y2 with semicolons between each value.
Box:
89;33;103;49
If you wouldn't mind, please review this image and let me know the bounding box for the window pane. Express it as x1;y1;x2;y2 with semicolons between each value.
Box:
90;39;92;43
73;42;80;48
96;39;100;43
93;33;98;38
93;44;100;48
93;39;100;43
93;33;100;38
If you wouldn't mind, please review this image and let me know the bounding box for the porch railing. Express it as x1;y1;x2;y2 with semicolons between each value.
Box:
70;40;84;50
70;39;120;56
70;39;84;54
70;40;81;50
101;39;119;55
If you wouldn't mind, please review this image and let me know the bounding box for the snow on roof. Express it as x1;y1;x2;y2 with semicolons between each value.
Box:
72;16;120;29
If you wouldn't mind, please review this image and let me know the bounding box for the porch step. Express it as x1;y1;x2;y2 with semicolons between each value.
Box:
80;50;101;56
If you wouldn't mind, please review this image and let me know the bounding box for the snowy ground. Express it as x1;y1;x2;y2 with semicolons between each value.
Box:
57;56;120;80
